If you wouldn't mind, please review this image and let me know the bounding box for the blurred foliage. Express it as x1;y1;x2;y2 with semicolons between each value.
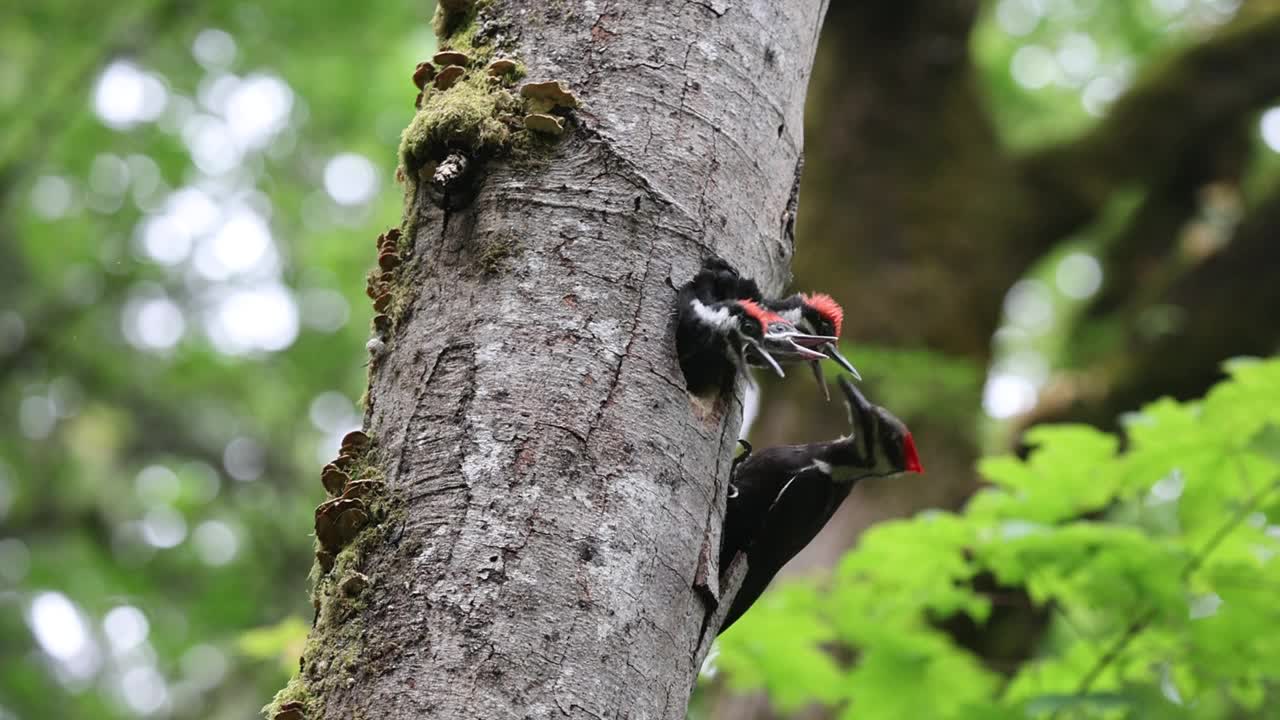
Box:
717;356;1280;718
1;2;437;718
972;0;1242;148
4;0;1280;719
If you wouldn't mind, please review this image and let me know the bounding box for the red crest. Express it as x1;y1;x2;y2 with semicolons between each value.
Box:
737;299;784;330
800;293;844;336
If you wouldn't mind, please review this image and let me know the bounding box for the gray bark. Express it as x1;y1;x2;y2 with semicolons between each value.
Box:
318;1;828;718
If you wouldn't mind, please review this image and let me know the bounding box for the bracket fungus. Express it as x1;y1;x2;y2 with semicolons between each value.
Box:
520;80;579;109
274;701;306;720
524;113;565;136
434;65;466;91
412;62;436;90
433;49;472;68
487;58;517;77
321;465;350;496
340;430;370;453
342;478;383;500
377;250;401;271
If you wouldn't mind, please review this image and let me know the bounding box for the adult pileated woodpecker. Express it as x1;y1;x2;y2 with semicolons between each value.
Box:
764;292;860;399
676;259;851;395
676;259;833;395
717;376;923;634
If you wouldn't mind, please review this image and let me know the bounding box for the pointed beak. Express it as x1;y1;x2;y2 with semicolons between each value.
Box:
744;338;786;378
823;343;861;381
903;432;924;474
837;376;873;425
782;332;838;348
809;360;830;401
783;340;827;361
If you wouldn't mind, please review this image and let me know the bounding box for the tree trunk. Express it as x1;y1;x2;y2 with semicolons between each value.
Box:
272;1;829;718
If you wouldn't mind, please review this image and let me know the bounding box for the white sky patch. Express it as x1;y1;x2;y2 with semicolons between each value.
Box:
225;74;293;149
93;60;167;130
324;153;380;206
120;665;168;715
193;29;237;70
136;215;189;266
27;592;101;681
1082;76;1123;116
141;507;187;548
197;72;241;115
193;208;274;280
122;295;186;351
103;606;150;656
204;283;299;355
1057;33;1098;84
137;186;220;266
1148;469;1185;504
193;520;239;566
182;114;242;175
983;373;1038;419
169;187;221;236
1056;252;1103;299
1261;107;1280;154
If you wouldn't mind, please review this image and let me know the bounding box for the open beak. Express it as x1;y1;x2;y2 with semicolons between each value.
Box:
743;337;785;378
781;332;838;348
754;332;826;368
823;343;861;381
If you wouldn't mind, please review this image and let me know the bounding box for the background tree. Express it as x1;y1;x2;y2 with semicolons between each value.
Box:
3;1;1280;719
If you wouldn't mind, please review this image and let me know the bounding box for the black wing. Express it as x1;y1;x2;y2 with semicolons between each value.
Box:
720;464;847;633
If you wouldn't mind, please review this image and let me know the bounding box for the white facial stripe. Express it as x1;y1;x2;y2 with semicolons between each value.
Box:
690;298;738;332
811;459;832;475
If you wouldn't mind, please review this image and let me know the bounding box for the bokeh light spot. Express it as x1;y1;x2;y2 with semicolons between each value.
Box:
1010;45;1057;89
103;606;150;656
193;29;237;70
1055;252;1103;299
324;153;380;206
1261;107;1280;153
193;521;239;566
982;373;1038;419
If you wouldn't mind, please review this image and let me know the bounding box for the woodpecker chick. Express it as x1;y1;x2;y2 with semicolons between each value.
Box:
765;292;860;399
676;259;838;395
717;376;923;634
